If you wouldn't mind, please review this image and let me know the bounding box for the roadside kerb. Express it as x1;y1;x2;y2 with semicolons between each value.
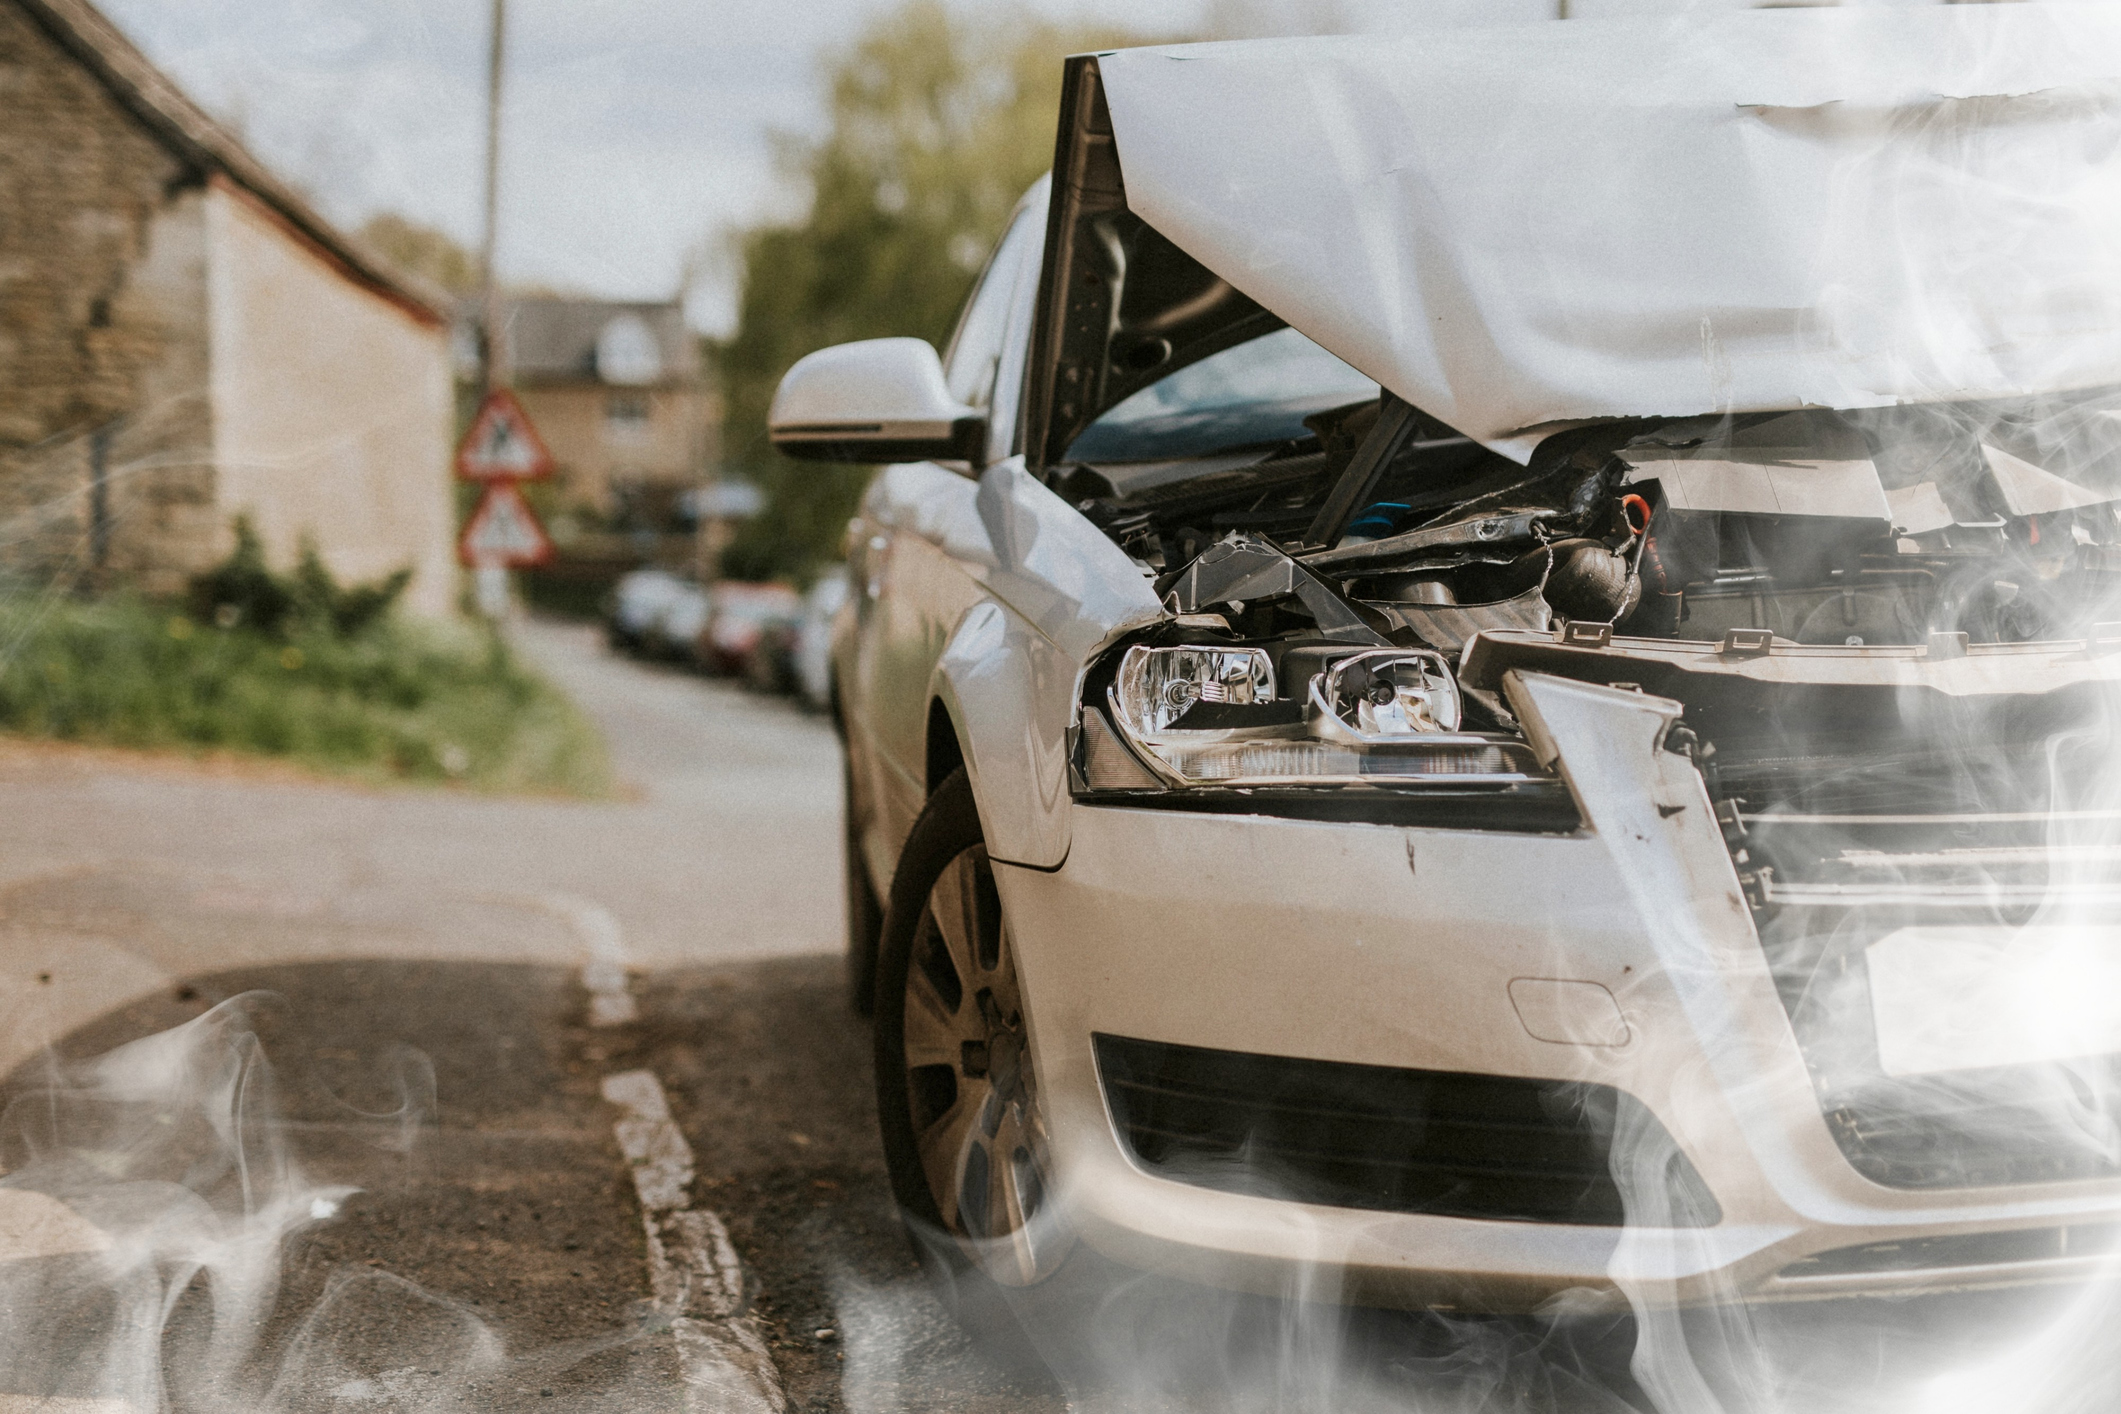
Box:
603;1068;787;1413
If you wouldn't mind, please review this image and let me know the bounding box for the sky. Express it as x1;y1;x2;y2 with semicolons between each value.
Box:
94;0;1765;335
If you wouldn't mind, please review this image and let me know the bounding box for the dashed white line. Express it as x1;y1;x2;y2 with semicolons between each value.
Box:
603;1069;786;1414
540;893;638;1027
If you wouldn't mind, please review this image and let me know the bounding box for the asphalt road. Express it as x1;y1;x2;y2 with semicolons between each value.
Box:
0;620;2066;1413
0;619;1055;1412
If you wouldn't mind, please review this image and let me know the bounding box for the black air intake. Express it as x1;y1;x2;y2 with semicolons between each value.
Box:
1095;1035;1719;1227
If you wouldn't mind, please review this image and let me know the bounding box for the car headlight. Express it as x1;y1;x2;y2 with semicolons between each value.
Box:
1079;643;1542;791
1309;649;1461;740
1112;645;1276;735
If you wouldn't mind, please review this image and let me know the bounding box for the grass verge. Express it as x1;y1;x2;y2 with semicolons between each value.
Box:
0;595;612;796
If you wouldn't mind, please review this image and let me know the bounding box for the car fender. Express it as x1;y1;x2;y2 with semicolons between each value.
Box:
930;601;1082;868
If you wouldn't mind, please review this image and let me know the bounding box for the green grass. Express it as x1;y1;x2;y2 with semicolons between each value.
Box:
0;595;611;796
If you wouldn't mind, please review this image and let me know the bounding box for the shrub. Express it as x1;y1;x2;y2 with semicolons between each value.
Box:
189;517;412;640
0;593;609;796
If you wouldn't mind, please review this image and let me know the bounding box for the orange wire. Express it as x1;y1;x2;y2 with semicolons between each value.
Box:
1621;494;1653;536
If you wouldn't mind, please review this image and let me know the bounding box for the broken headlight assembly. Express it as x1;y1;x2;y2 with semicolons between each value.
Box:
1076;643;1545;793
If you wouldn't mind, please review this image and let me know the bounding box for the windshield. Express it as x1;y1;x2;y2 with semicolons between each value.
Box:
1064;326;1379;466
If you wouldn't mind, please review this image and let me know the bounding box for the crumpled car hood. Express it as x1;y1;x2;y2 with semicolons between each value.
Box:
1098;5;2121;456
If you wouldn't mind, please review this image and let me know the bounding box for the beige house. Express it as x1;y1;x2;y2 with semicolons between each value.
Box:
493;298;716;529
0;0;456;616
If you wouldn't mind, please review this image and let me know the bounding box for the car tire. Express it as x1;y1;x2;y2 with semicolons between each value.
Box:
873;767;1076;1339
843;756;884;1016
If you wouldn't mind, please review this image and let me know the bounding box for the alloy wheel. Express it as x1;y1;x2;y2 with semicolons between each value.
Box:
899;844;1066;1286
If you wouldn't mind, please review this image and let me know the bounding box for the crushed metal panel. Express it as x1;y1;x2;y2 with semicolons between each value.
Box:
1619;414;1892;522
1623;450;1892;520
1886;480;1957;535
1981;443;2115;516
1097;9;2121;451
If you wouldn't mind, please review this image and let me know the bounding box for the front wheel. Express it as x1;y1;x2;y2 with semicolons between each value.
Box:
873;767;1073;1292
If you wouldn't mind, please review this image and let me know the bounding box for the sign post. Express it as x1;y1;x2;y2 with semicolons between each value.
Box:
454;389;556;619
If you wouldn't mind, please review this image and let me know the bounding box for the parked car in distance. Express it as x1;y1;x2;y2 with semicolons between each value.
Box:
650;580;712;662
604;569;688;652
768;10;2121;1337
694;582;803;678
792;567;849;711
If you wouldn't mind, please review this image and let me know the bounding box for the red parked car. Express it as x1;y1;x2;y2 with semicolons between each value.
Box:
691;582;802;678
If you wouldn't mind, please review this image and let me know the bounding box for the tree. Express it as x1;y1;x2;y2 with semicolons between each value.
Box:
711;1;1157;581
360;213;480;296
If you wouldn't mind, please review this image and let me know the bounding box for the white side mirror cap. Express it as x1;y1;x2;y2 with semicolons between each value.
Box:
769;337;985;463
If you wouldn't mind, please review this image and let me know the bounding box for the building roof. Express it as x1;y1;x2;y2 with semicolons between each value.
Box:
496;298;699;388
12;0;448;325
1100;4;2121;455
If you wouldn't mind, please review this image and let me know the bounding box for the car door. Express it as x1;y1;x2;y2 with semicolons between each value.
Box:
845;194;1048;890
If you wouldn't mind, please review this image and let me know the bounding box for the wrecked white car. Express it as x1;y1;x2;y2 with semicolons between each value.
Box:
769;7;2121;1316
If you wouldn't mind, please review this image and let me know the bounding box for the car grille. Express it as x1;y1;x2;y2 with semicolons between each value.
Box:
1707;700;2121;1192
1094;1035;1719;1227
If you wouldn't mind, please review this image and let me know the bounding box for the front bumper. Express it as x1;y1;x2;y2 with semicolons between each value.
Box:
989;677;2121;1311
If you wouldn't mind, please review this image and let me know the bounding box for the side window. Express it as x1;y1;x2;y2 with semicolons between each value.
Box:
942;206;1041;425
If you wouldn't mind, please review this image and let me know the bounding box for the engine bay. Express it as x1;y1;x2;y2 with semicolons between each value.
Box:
1066;393;2121;658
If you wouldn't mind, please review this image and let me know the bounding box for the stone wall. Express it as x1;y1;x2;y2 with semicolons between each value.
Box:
0;0;216;594
0;1;455;614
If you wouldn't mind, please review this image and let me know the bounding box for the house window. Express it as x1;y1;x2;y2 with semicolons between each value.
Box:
605;395;652;444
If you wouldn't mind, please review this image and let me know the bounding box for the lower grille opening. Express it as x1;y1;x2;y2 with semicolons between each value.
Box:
1779;1222;2121;1280
1820;1068;2121;1190
1094;1034;1719;1227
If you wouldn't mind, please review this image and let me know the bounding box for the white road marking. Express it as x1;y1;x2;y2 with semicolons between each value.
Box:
602;1069;786;1414
541;893;638;1026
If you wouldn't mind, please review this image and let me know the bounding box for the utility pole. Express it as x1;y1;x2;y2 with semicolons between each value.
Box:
474;0;512;619
478;0;507;394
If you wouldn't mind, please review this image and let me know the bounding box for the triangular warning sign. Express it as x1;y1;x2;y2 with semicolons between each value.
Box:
456;389;555;481
458;482;555;568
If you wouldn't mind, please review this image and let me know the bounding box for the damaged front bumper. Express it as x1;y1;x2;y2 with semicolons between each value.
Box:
994;664;2121;1311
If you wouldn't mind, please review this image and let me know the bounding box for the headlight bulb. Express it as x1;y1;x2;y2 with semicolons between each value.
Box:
1313;651;1462;737
1114;645;1276;735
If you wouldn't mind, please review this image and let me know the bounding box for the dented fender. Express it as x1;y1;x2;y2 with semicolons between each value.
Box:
926;458;1166;869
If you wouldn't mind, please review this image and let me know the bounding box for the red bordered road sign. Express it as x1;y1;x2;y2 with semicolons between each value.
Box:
455;389;555;481
457;481;554;568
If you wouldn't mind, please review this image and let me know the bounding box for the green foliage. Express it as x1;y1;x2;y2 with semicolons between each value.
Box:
0;596;611;796
360;212;481;295
712;1;1155;579
190;517;412;640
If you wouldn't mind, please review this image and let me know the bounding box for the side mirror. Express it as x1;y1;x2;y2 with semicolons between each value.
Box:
768;337;985;463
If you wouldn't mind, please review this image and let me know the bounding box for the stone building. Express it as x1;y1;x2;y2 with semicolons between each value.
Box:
493;298;716;530
0;0;456;616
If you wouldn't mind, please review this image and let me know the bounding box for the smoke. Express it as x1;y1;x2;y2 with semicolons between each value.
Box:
0;996;340;1407
0;996;661;1411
